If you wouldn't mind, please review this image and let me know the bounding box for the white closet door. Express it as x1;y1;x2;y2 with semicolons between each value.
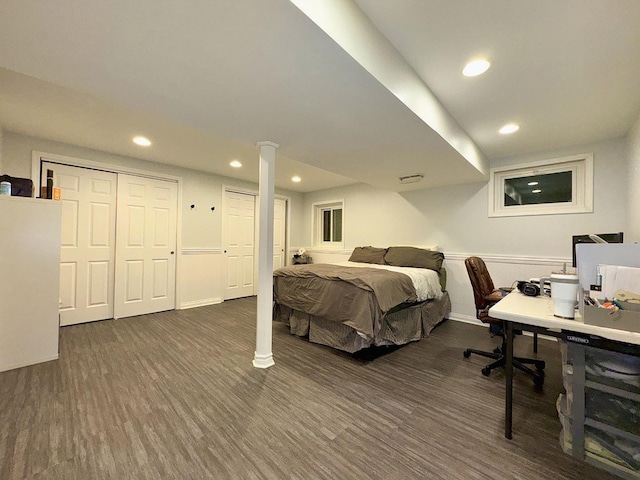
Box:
273;198;286;269
114;175;178;319
43;162;117;326
224;191;256;300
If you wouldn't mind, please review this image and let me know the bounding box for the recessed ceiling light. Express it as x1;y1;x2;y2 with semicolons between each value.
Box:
462;59;491;77
291;176;301;183
133;136;151;146
532;189;542;194
527;181;539;186
230;160;242;168
499;123;520;135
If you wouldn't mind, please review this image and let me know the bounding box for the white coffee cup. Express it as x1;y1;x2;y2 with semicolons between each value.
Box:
541;273;579;319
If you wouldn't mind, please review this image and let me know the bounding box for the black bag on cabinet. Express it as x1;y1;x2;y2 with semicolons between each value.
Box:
0;175;34;197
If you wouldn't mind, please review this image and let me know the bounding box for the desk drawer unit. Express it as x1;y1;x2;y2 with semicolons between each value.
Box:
559;341;640;479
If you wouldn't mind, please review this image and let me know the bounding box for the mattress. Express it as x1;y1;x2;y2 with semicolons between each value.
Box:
273;262;450;352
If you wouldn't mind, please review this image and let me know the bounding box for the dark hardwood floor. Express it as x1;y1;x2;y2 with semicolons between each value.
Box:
0;298;618;479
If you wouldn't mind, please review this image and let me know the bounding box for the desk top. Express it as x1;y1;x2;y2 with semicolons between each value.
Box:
489;291;640;346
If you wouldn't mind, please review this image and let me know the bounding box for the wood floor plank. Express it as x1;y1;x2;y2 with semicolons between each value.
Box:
0;297;619;479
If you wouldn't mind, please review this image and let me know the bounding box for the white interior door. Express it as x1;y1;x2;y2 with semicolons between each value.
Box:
224;191;256;300
114;174;178;319
43;162;117;326
273;198;286;269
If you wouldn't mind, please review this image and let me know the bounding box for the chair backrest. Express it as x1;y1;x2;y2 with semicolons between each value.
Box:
465;256;496;312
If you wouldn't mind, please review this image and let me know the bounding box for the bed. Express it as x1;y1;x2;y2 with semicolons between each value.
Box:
273;246;451;353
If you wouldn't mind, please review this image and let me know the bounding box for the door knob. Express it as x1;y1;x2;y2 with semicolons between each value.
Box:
170;251;175;255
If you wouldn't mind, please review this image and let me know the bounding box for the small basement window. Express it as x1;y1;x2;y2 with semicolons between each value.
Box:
313;200;344;247
489;153;593;217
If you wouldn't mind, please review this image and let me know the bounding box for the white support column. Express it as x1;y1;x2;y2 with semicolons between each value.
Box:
253;141;279;369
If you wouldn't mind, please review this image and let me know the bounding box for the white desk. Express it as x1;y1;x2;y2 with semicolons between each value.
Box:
489;291;640;440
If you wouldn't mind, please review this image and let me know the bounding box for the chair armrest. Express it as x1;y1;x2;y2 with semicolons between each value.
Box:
485;287;514;304
484;291;504;303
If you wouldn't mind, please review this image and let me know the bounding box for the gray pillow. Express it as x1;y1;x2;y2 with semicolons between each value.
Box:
384;246;444;272
348;246;388;265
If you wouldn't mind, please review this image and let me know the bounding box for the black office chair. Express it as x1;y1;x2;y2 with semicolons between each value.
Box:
462;256;545;386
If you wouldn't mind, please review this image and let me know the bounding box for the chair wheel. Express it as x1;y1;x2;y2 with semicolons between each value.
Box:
533;375;545;387
463;350;471;358
537;361;546;370
481;367;491;377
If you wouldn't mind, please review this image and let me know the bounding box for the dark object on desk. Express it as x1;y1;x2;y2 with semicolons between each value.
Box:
517;280;540;297
0;175;33;197
462;256;545;386
572;232;623;267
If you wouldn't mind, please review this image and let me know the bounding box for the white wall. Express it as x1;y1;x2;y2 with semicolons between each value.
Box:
628;113;640;243
302;138;630;321
2;131;305;307
303;138;628;257
0;125;4;172
3;132;306;247
3;131;632;321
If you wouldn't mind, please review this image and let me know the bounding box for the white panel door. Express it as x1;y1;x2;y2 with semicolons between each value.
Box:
224;191;256;300
42;162;117;326
273;198;286;269
114;175;178;319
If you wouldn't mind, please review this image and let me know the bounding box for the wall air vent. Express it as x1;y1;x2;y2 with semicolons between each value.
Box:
398;174;424;185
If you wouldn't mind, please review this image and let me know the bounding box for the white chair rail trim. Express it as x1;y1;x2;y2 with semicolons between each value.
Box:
444;252;572;267
181;248;223;255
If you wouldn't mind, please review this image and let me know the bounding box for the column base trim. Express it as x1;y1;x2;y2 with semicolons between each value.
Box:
252;352;275;369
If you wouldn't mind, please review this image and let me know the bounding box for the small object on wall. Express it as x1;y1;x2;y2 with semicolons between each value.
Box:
211;206;215;211
190;204;195;209
0;181;11;196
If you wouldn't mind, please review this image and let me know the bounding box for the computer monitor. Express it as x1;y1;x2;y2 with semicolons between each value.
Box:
572;232;624;267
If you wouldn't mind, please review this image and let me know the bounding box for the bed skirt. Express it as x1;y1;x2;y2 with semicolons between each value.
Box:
274;291;451;353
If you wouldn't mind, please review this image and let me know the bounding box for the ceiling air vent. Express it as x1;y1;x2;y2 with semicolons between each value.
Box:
398;174;424;185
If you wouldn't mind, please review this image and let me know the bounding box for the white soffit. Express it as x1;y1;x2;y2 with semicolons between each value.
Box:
290;0;488;177
0;0;488;193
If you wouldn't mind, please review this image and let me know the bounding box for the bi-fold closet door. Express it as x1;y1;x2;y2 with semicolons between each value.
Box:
43;162;177;326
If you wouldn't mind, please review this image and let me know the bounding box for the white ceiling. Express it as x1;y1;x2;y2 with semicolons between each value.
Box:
0;0;639;193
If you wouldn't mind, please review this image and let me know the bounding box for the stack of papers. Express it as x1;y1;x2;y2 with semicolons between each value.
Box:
601;265;640;301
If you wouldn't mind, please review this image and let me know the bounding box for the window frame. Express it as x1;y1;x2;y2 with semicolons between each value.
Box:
488;153;594;217
312;200;344;248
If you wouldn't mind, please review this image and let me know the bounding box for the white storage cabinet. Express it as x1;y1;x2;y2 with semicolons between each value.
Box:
0;196;61;372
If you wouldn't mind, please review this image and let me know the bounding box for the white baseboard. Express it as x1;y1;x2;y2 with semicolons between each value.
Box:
448;313;484;326
1;353;59;373
448;314;557;343
179;297;223;310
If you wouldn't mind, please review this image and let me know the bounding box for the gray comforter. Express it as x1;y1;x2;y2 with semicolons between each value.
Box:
273;264;418;337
